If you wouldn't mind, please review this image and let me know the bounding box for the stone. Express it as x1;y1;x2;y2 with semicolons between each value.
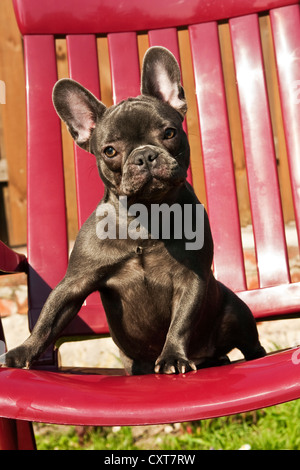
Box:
0;298;17;317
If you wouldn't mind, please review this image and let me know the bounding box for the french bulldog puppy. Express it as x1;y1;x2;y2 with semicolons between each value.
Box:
0;47;265;374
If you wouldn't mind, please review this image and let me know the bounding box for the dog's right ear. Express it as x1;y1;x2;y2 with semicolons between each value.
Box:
53;79;106;152
141;47;187;119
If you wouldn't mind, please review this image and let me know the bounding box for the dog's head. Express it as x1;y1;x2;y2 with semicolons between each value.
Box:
53;47;189;202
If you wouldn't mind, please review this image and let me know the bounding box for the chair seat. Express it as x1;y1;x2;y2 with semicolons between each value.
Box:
1;349;299;426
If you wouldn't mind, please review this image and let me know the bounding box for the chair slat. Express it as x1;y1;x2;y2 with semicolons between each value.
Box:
148;28;193;185
238;282;300;320
66;35;105;228
270;5;300;246
66;35;107;325
230;14;290;288
107;32;140;104
189;22;246;291
24;35;68;313
148;28;181;63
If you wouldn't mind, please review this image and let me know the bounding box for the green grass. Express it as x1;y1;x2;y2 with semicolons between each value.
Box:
161;400;300;450
34;399;300;450
34;425;138;450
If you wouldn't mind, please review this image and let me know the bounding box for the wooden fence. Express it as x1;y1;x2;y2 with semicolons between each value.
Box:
0;0;296;247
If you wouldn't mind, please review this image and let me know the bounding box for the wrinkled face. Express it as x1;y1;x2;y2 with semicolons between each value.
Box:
53;46;189;202
90;97;189;200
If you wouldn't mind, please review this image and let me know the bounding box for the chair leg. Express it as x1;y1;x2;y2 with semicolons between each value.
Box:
0;418;36;450
16;420;36;450
0;418;18;449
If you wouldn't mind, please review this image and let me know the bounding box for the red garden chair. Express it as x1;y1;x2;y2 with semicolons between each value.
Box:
1;0;300;450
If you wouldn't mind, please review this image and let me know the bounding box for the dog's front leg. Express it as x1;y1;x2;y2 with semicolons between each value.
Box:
154;275;207;374
0;274;95;369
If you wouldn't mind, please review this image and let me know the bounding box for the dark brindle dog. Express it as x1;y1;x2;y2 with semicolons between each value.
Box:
0;47;265;374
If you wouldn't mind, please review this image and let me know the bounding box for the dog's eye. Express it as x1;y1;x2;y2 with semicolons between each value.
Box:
164;128;176;140
104;146;117;157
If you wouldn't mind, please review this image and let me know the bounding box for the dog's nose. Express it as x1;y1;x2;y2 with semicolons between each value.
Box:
133;148;158;166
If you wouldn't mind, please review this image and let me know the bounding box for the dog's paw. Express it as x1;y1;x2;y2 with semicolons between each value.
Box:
0;347;31;369
154;355;197;374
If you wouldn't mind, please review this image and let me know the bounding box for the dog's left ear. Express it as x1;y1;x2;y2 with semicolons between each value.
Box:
141;47;187;118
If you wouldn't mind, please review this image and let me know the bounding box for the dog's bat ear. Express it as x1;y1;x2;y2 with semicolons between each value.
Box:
52;79;106;152
141;47;187;118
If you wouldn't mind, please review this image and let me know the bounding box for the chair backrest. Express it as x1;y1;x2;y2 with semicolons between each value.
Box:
12;0;300;347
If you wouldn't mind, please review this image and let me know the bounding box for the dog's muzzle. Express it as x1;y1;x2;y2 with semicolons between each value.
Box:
120;145;181;197
130;145;159;169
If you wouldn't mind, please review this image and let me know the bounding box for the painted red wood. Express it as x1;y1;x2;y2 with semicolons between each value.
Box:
24;36;68;314
108;32;140;104
270;5;300;246
65;35;108;335
1;348;300;425
12;0;297;35
66;35;104;227
189;22;246;291
148;28;193;185
229;14;290;288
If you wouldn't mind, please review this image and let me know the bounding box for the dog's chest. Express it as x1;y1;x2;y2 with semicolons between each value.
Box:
100;242;183;332
100;245;177;355
105;244;174;297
